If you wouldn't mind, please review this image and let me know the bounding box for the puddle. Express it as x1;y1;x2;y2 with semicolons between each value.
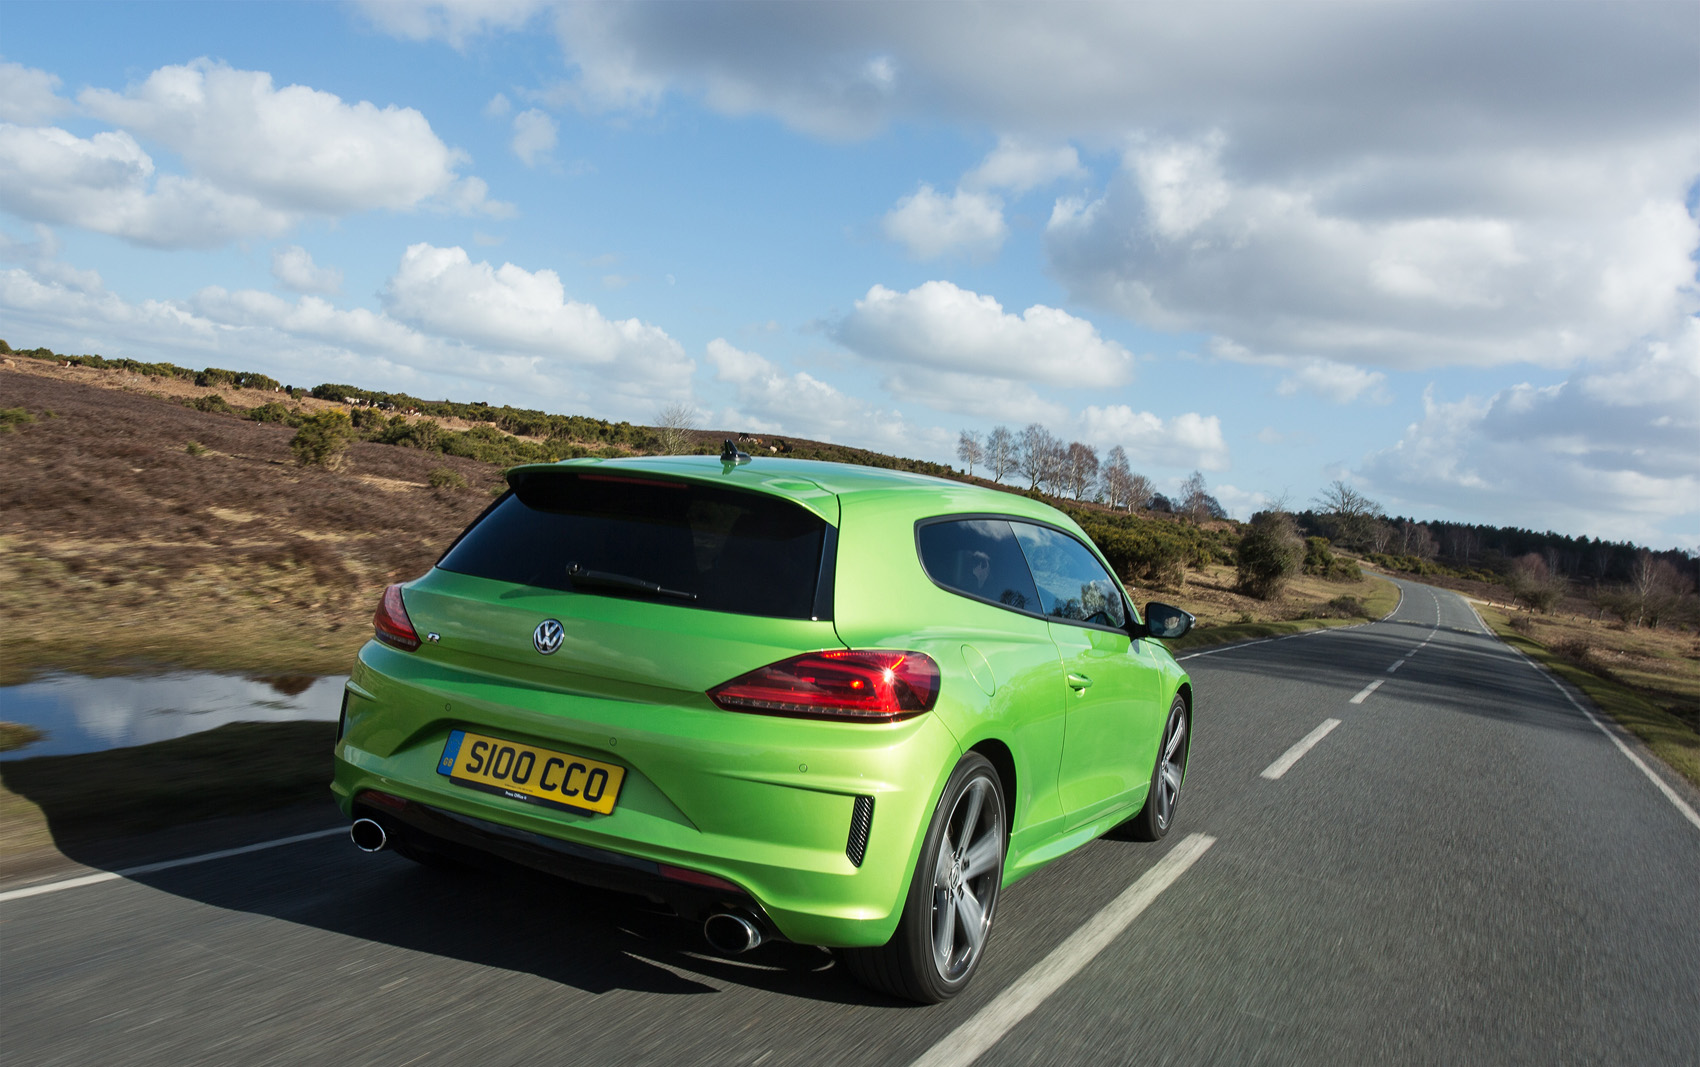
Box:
0;672;348;760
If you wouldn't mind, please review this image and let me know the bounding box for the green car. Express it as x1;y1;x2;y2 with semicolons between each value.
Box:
332;449;1194;1002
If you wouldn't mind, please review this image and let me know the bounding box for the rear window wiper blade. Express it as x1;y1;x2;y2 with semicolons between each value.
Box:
566;563;698;602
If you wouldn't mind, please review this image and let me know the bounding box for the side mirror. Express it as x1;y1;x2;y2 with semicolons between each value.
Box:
1141;601;1195;640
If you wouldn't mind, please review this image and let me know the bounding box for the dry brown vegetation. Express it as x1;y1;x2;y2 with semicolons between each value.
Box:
0;362;498;684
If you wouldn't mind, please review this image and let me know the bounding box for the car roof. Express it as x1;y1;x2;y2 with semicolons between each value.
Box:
506;455;1070;526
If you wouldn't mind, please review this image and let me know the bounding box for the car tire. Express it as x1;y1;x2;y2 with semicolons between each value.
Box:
1124;695;1189;842
842;752;1006;1003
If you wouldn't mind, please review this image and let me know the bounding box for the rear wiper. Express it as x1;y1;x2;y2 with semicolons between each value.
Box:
566;563;698;602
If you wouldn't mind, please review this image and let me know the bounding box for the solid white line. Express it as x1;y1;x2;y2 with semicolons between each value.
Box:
907;833;1216;1067
1349;679;1385;704
1260;719;1342;780
1497;642;1700;833
0;828;346;904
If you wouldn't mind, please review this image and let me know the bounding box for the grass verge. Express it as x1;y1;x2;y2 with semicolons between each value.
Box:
0;721;338;866
1478;604;1700;791
1167;574;1400;652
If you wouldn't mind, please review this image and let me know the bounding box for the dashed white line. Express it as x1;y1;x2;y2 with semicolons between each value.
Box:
907;833;1216;1067
1260;719;1342;780
1386;660;1406;674
0;828;347;904
1349;679;1385;704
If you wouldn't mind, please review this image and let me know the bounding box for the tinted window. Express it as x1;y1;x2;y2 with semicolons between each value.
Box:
1010;523;1126;628
438;472;827;618
917;519;1041;612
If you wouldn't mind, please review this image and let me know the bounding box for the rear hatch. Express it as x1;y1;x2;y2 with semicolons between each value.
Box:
399;464;843;699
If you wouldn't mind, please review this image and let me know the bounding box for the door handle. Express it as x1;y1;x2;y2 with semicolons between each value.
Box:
1066;673;1093;691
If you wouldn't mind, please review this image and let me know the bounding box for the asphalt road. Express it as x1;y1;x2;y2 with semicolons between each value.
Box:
5;577;1698;1066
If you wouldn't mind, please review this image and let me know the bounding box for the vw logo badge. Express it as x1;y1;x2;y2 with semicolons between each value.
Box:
533;619;565;655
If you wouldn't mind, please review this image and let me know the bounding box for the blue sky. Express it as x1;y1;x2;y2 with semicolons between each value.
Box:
2;1;1696;550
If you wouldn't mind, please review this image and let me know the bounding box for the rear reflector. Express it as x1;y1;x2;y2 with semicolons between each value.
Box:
657;864;742;892
372;584;420;652
708;650;940;722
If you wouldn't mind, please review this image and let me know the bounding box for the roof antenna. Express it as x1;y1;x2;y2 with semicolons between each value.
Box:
720;439;751;467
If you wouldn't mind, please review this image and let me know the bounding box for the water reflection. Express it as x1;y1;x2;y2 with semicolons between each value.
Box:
0;672;348;760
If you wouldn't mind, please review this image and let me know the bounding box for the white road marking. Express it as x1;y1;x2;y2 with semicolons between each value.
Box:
1497;641;1700;833
0;828;347;904
1260;719;1342;780
907;833;1216;1067
1349;679;1385;704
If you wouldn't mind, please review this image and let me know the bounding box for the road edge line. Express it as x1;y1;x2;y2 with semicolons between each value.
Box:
0;827;347;904
907;833;1216;1067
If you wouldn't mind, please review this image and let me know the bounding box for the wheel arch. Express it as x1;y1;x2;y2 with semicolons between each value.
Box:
968;737;1017;837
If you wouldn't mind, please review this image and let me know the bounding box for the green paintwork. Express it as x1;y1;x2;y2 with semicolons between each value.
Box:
332;455;1191;947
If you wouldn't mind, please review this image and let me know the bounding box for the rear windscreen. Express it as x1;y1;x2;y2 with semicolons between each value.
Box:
437;472;829;619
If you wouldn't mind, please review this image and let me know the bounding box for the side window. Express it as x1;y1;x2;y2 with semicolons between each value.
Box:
916;518;1042;613
1010;522;1127;629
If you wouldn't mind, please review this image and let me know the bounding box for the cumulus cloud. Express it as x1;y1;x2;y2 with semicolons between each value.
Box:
1047;132;1698;372
835;280;1132;390
77;60;506;218
1360;325;1700;546
0;124;293;248
271;245;343;295
381;243;690;381
1274;359;1390;405
1080;404;1231;472
882;184;1005;260
511;108;558;166
706;338;934;453
963;136;1083;194
0;61;69;123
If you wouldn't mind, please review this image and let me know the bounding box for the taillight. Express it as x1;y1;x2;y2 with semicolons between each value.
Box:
372;584;420;651
708;650;940;722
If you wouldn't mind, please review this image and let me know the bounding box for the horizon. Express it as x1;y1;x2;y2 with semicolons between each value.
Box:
1;1;1695;551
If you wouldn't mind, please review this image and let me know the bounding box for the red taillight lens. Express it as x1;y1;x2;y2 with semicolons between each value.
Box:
708;650;941;722
372;583;420;651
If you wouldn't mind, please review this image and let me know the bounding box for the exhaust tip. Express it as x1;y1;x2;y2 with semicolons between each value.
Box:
350;818;389;853
704;912;763;955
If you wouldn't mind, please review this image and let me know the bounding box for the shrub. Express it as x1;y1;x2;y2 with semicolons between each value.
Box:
428;467;469;490
189;393;232;413
1236;511;1304;600
185;441;208;456
289;410;354;469
247;402;300;425
0;407;36;432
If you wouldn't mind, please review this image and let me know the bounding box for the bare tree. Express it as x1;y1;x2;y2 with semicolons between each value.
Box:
1063;442;1099;500
1313;480;1384;550
1101;446;1132;508
1018;423;1061;491
1126;471;1155;511
653;401;698;455
956;430;985;477
986;425;1016;483
1178;470;1212;523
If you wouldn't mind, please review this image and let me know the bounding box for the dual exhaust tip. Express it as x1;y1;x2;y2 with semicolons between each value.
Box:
350;817;763;954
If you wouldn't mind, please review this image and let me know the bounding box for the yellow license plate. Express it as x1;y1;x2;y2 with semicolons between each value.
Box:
437;730;626;816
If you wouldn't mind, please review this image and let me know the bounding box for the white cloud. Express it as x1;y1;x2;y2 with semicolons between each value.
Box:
706;338;935;453
1080;404;1231;472
76;60;509;218
963;137;1083;194
381;243;690;380
0;124;293;248
1274;359;1390;405
511;108;558;166
271;245;343;295
1359;325;1700;547
356;0;547;48
0;61;69;123
483;92;513;119
835;280;1132;388
882;184;1006;260
1210;484;1273;522
1046;133;1698;372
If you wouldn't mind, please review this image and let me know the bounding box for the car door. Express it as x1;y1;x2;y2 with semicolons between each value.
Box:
1010;522;1164;828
